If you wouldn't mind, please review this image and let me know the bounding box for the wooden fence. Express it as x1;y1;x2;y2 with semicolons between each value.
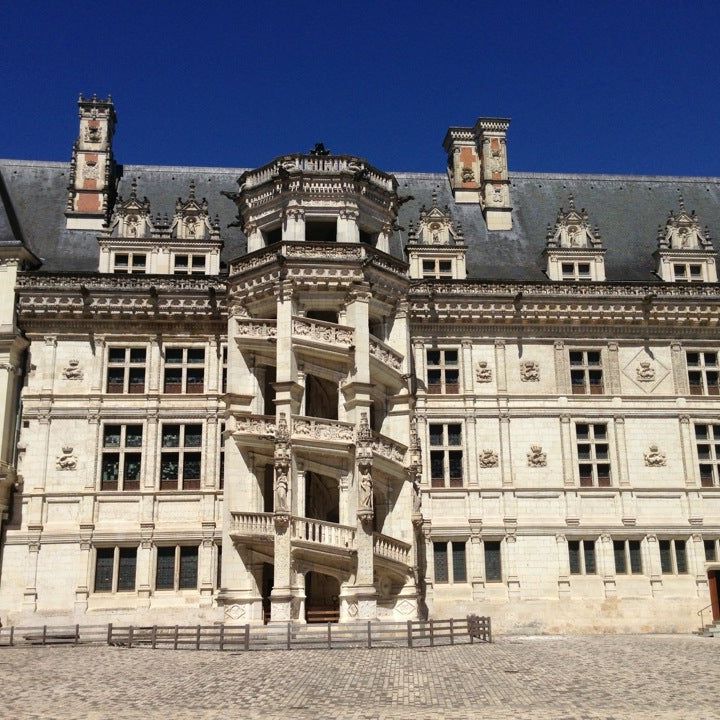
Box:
0;616;491;652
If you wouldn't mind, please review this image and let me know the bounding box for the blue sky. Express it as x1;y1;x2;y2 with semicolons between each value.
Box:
2;1;719;175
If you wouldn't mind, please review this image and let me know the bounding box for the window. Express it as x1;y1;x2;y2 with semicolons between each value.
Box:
429;423;463;487
694;424;720;487
112;252;147;274
576;423;610;487
218;421;225;490
561;262;591;281
160;423;203;490
426;349;459;394
173;254;207;275
432;541;467;584
659;539;688;575
422;258;453;279
704;539;718;562
94;547;137;592
106;347;146;394
674;263;703;283
155;546;198;590
164;347;205;394
221;345;228;394
100;424;143;491
613;539;643;575
484;541;502;582
569;350;603;395
686;352;719;396
568;539;597;575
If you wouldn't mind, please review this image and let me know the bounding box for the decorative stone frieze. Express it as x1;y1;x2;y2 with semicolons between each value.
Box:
369;337;403;371
235;319;277;339
292;417;354;442
293;317;353;347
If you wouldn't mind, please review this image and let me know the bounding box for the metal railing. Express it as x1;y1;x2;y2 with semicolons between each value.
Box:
697;603;714;632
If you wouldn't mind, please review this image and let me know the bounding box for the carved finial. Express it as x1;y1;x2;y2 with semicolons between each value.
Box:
678;193;686;212
568;193;575;210
357;412;372;443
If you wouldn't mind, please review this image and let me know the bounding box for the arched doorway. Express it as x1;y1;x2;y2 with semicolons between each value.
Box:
305;571;340;623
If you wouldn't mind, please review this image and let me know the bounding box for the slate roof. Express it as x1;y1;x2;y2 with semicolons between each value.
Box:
2;157;719;281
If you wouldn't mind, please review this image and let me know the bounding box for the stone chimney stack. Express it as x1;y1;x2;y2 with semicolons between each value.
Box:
65;94;117;230
443;116;512;231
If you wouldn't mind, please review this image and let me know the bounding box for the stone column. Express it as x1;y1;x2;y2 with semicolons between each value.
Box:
598;533;616;597
499;412;513;487
554;341;569;395
556;534;571;597
505;531;520;598
283;207;305;242
606;342;621;396
137;531;153;608
23;531;41;612
670;342;689;395
691;532;709;596
646;534;663;596
353;416;376;620
336;208;359;243
469;520;485;601
199;532;216;607
679;415;698;486
494;339;507;393
74;527;93;615
559;414;574;487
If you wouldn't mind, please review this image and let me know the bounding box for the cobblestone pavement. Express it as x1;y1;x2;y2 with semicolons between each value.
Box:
4;634;719;719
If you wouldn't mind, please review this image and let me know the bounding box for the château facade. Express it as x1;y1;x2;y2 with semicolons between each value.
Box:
0;96;719;632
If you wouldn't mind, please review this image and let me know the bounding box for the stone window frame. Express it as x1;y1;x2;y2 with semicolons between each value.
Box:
99;423;144;491
568;349;604;395
483;539;503;583
428;421;464;487
426;348;460;395
568;538;598;575
159;422;204;491
704;538;720;562
154;544;199;591
612;538;643;575
560;261;592;281
672;262;704;283
171;252;207;276
658;537;689;575
421;258;454;279
575;421;611;487
432;539;467;584
693;422;720;487
111;250;147;274
163;346;206;394
105;346;147;394
93;545;138;593
686;351;720;396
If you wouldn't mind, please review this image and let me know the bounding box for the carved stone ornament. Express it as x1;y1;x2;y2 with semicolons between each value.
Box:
644;445;667;467
657;197;713;251
527;444;547;467
274;464;289;512
56;446;78;471
520;359;540;382
545;194;603;250
478;449;499;468
461;167;475;183
407;190;464;246
475;360;492;383
636;361;656;382
62;359;84;380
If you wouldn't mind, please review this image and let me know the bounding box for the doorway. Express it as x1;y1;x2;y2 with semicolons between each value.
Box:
305;571;340;623
709;570;720;622
261;563;274;624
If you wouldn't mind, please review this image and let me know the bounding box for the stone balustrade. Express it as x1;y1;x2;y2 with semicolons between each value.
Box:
373;532;412;566
235;317;277;339
292;316;354;348
291;416;355;443
293;516;356;550
231;511;275;539
369;335;403;372
234;415;277;437
371;432;407;465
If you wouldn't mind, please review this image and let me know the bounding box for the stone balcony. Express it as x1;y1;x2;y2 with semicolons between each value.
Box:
369;334;404;387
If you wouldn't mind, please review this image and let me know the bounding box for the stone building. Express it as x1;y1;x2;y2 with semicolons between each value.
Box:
0;96;719;632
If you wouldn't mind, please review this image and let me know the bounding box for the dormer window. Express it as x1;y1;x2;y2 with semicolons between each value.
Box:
544;195;605;282
654;199;716;283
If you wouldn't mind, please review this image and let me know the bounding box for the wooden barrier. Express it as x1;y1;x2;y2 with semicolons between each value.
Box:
0;616;492;652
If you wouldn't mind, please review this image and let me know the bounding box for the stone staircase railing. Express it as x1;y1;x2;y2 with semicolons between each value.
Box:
293;516;356;550
373;532;412;566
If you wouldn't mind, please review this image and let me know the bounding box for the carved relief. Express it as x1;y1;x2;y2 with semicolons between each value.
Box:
475;360;492;383
56;445;78;471
545;195;603;250
292;418;354;442
461;167;475;183
520;360;540;382
369;338;403;371
527;444;547;467
644;445;667;467
478;449;499;468
62;360;84;380
274;465;289;512
636;361;656;383
407;190;463;246
657;198;713;251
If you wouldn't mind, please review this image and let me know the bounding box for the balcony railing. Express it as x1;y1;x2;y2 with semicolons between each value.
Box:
369;335;403;373
371;432;407;465
373;532;412;566
232;512;275;539
292;416;355;443
292;316;354;349
235;318;277;340
293;517;356;551
234;415;277;438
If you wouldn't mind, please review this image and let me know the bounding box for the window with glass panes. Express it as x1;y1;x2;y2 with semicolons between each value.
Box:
613;539;643;574
112;252;147;274
221;345;228;393
432;541;467;584
94;547;137;592
568;539;597;575
155;545;199;590
576;423;611;486
218;421;225;490
100;424;143;491
659;539;688;574
160;424;202;490
163;347;205;394
673;263;703;282
422;258;453;279
704;538;719;562
426;349;459;394
561;262;591;281
569;350;603;394
106;347;146;393
686;352;719;395
695;424;720;487
173;254;207;275
484;540;502;582
429;423;463;487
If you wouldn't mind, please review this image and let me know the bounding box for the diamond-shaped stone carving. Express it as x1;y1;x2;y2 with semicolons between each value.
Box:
396;599;415;616
225;604;245;620
622;350;669;394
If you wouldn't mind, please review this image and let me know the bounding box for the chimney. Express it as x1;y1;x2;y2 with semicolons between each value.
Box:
65;94;117;230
